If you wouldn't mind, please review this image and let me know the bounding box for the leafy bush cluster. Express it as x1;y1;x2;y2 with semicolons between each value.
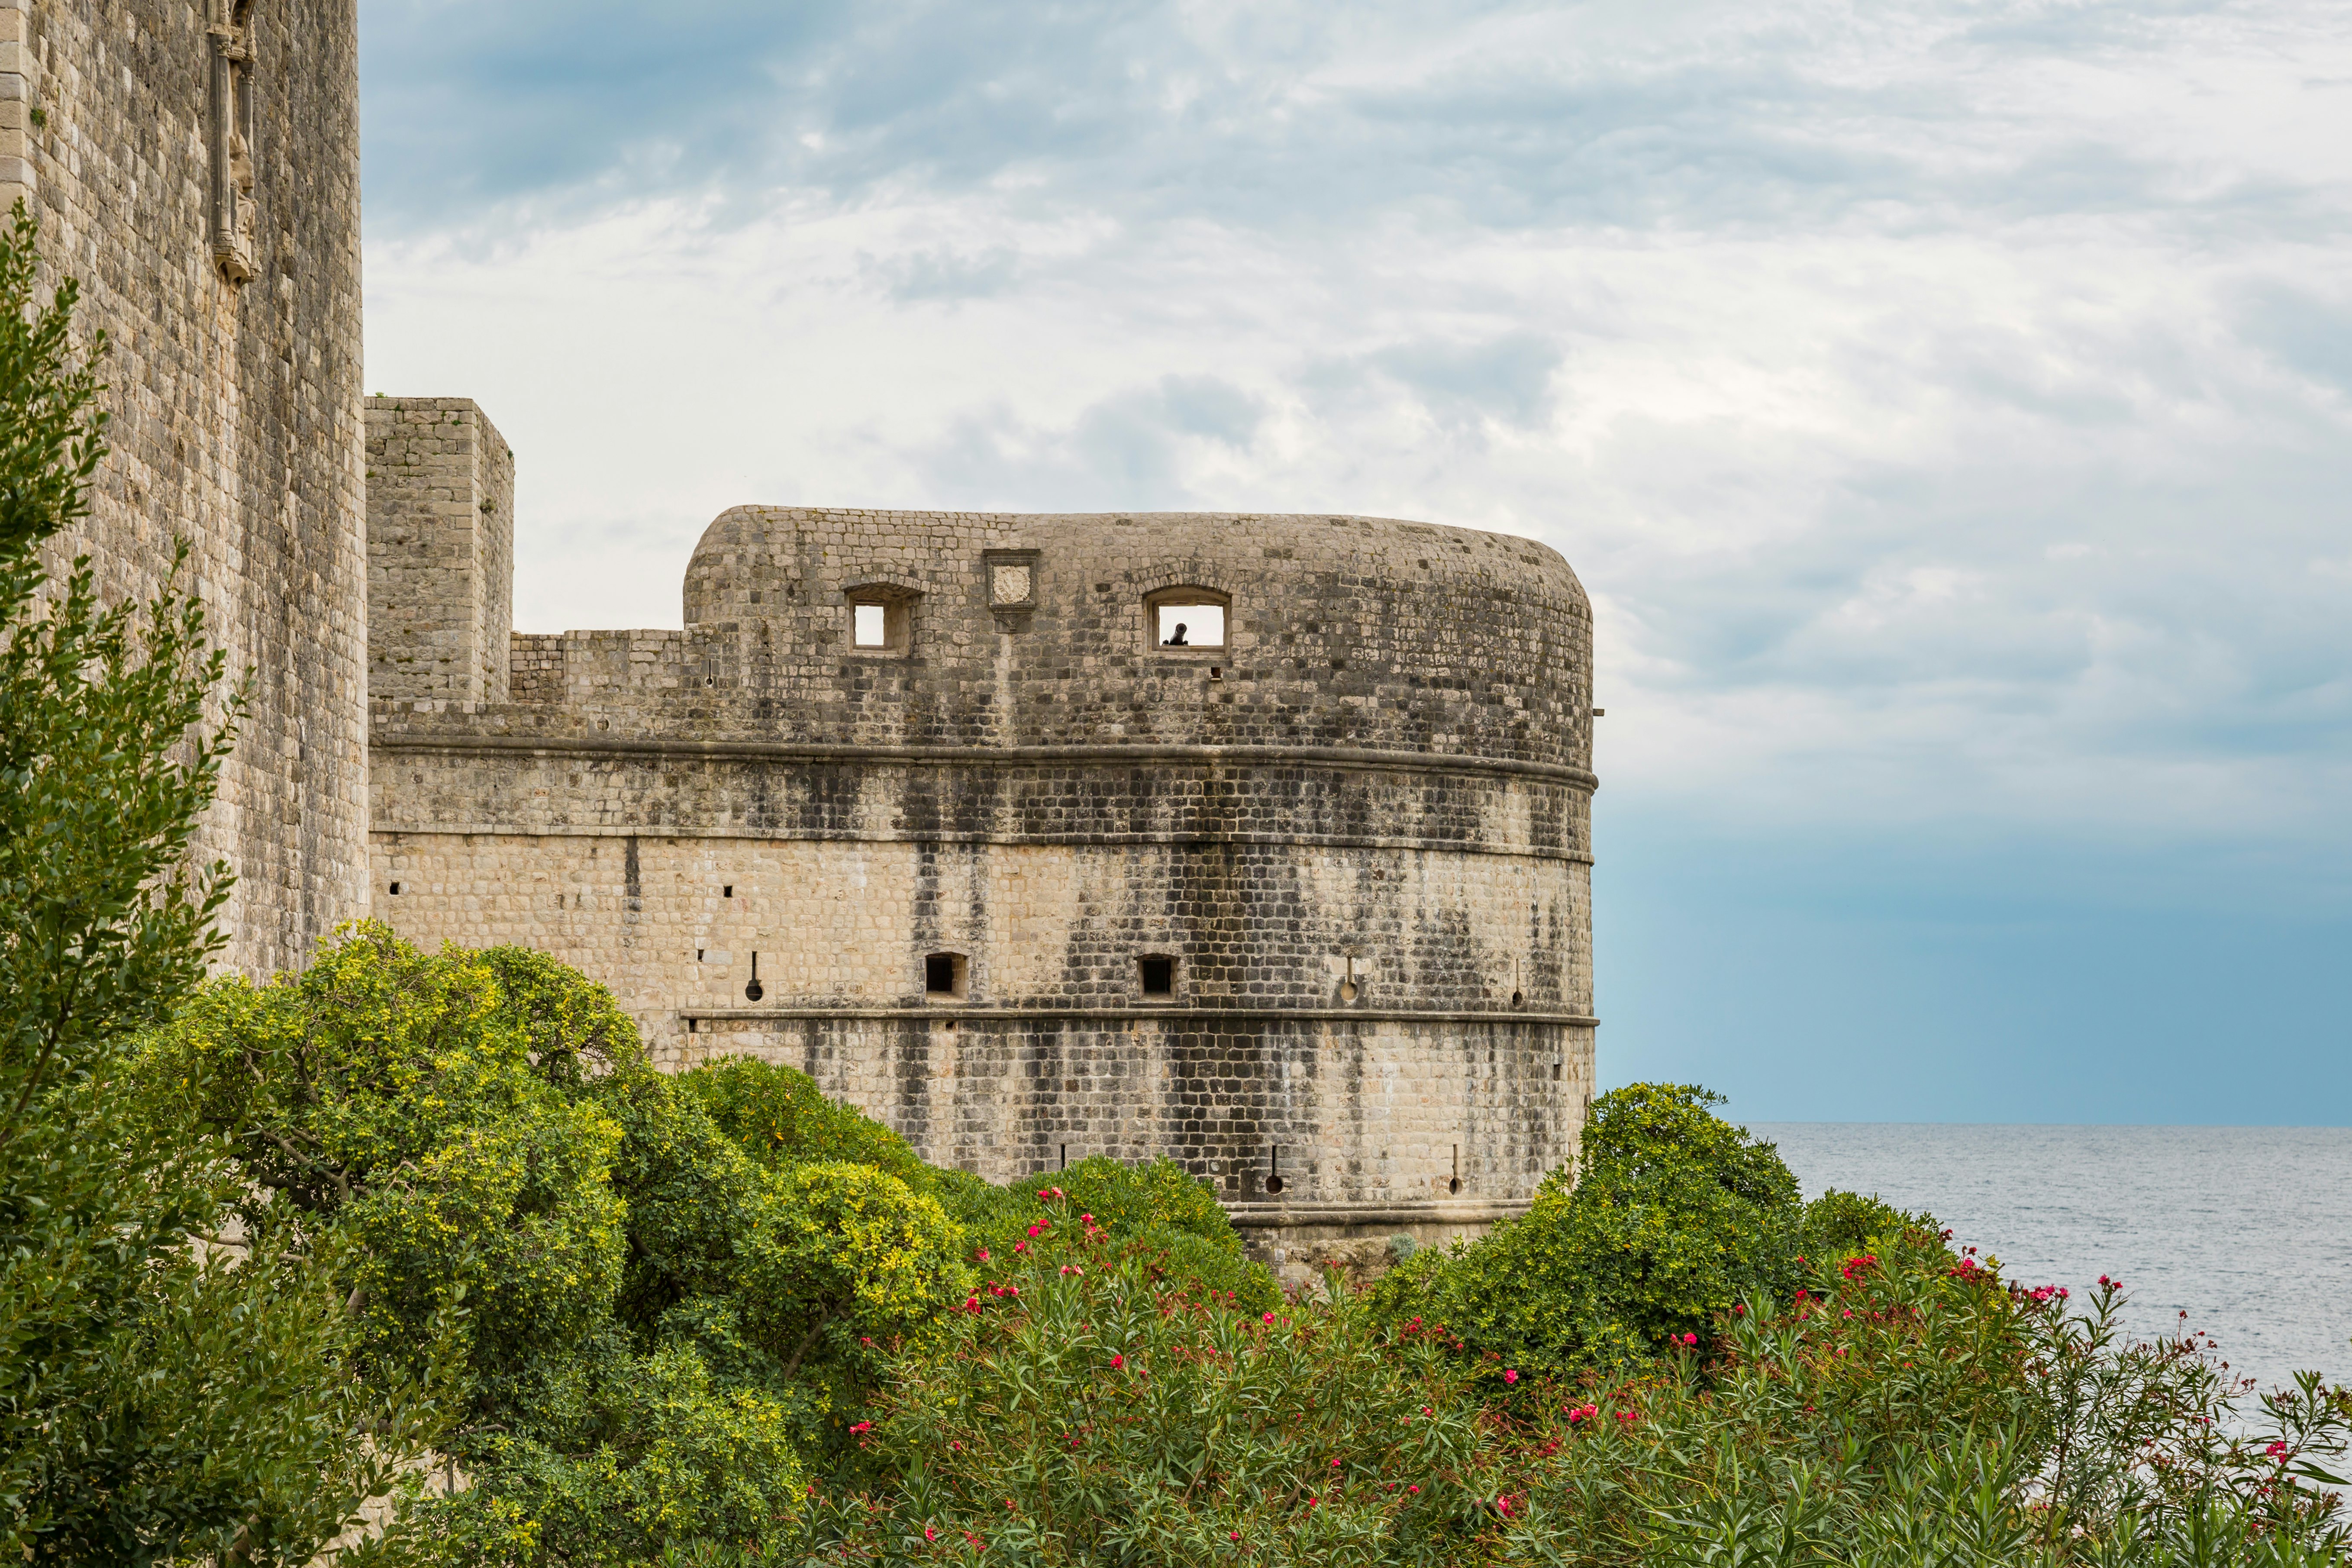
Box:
139;925;1280;1563
1370;1084;1916;1374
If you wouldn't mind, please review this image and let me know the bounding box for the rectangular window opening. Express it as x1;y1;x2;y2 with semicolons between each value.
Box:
1138;955;1175;999
853;602;889;647
925;952;968;999
1155;603;1225;648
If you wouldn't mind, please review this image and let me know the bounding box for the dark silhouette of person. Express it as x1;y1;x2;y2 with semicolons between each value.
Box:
1164;622;1189;646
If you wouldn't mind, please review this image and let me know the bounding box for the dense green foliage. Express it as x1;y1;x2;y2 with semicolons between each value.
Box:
145;929;1281;1562
116;914;2352;1564
1370;1084;1814;1370
813;1212;2352;1566
0;202;437;1563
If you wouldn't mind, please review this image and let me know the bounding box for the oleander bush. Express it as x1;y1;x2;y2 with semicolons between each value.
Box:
802;1210;2352;1567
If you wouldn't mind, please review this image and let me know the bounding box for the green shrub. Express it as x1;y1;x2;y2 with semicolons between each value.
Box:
678;1053;930;1185
146;924;631;1396
403;1335;803;1568
967;1157;1278;1308
1803;1187;1929;1255
1371;1084;1804;1372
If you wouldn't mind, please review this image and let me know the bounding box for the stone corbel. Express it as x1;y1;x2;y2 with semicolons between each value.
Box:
206;0;256;284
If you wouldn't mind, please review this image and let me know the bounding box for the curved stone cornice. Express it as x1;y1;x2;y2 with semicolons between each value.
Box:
370;731;1601;794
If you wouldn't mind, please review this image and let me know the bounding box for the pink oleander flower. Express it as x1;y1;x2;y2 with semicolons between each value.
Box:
1263;1311;1276;1324
1081;1212;1095;1223
1408;1484;1420;1494
1111;1354;1125;1370
925;1526;937;1542
1230;1531;1241;1541
849;1421;873;1435
1331;1458;1342;1468
1503;1369;1519;1384
975;1248;989;1260
1681;1333;1698;1346
1014;1240;1028;1253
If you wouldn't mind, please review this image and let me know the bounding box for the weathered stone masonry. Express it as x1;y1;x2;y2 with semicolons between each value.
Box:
371;504;1600;1247
6;0;370;976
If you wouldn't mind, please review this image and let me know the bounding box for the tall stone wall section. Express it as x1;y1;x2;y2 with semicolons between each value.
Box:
367;397;514;704
371;507;1598;1249
4;0;368;977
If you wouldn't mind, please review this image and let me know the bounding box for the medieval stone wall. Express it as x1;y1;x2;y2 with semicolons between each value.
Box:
6;0;369;977
371;508;1597;1242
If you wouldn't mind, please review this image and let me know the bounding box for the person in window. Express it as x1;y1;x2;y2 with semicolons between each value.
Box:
1164;622;1189;646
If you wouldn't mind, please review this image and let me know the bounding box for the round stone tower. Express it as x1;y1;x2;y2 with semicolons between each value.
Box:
371;506;1597;1255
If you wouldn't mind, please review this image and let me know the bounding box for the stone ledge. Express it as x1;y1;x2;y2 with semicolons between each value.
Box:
677;1005;1600;1026
1223;1198;1533;1232
369;732;1601;793
373;822;1595;864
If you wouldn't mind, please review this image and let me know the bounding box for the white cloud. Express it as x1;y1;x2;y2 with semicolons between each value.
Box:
361;0;2352;873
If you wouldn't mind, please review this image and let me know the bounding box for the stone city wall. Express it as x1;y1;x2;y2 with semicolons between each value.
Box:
7;0;369;977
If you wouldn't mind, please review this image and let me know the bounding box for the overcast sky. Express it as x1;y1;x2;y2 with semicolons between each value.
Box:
360;0;2352;1125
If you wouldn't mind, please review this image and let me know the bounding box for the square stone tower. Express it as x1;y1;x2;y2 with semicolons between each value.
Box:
365;397;515;705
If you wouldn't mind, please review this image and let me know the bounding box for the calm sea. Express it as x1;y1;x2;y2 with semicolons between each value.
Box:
1754;1124;2352;1401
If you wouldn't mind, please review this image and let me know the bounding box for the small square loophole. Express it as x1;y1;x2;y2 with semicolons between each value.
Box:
1138;955;1175;999
925;952;968;1000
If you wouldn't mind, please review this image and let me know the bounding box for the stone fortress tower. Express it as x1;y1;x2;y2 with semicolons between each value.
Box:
368;429;1601;1249
4;0;370;976
5;0;1599;1250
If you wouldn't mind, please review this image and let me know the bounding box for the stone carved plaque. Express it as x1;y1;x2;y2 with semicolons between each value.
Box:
983;548;1040;613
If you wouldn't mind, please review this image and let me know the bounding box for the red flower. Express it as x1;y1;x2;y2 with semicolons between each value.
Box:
925;1527;938;1542
1263;1311;1276;1324
849;1421;873;1435
1111;1354;1125;1370
1681;1333;1697;1346
1408;1484;1420;1494
1503;1369;1520;1385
